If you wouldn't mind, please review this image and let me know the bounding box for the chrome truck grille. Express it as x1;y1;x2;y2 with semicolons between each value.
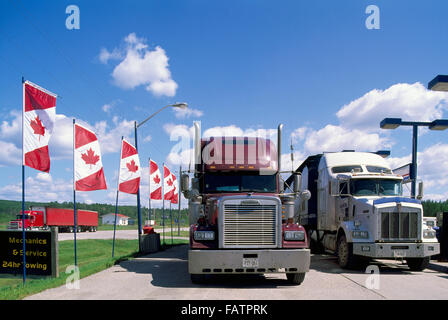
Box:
222;202;278;248
7;221;19;230
380;211;419;241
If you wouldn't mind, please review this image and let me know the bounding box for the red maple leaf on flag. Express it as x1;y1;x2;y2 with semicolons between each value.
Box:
173;186;176;192
30;116;45;140
126;159;138;173
81;148;100;168
167;178;173;187
153;175;160;185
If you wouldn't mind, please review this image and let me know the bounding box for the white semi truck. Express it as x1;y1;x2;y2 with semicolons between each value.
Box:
287;151;440;270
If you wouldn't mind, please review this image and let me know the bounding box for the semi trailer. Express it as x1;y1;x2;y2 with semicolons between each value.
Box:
8;206;98;232
287;151;440;271
181;123;311;284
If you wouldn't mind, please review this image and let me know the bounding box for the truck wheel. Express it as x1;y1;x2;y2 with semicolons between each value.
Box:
337;235;358;269
190;274;206;284
286;273;306;285
69;227;74;233
406;257;430;271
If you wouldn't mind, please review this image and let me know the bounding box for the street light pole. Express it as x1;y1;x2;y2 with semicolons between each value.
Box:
411;124;418;198
380;117;448;198
134;102;188;252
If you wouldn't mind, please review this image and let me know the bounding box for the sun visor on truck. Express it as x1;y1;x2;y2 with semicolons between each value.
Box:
201;137;278;173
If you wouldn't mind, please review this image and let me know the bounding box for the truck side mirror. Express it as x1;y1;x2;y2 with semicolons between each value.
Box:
330;180;339;196
417;181;424;200
294;174;302;193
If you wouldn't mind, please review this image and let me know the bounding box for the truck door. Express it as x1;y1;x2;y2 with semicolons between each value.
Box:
317;168;327;229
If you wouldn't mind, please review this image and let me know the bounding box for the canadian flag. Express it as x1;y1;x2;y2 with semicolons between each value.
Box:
23;81;57;173
150;159;162;200
118;139;141;194
163;165;175;201
171;174;178;204
74;123;107;191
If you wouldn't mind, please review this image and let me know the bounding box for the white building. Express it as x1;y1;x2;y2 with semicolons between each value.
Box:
102;213;130;226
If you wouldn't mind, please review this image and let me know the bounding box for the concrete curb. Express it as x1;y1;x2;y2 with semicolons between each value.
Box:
428;262;448;273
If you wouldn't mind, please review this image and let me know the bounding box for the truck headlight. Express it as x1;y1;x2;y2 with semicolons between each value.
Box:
284;230;305;241
194;230;215;241
352;231;369;239
423;229;436;239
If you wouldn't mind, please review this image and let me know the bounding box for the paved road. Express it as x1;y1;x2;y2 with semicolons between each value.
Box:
58;228;189;241
26;245;448;300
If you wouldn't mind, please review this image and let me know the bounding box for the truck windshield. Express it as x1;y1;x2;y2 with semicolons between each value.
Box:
203;173;277;193
350;179;402;196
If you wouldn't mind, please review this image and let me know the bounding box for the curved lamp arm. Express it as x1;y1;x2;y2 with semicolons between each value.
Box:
137;102;188;129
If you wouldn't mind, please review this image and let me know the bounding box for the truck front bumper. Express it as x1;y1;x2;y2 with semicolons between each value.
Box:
188;249;310;274
353;242;440;258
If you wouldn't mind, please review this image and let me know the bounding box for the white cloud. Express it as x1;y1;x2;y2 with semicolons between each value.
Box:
0;110;21;145
48;115;135;159
0;174;72;202
36;172;52;183
337;82;448;131
0;140;21;166
102;104;113;113
301;124;391;154
173;107;203;119
99;47;122;64
291;127;309;144
102;33;178;97
385;143;448;200
93;118;135;154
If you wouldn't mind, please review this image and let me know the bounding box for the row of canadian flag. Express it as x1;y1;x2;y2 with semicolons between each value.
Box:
21;79;179;281
24;80;178;203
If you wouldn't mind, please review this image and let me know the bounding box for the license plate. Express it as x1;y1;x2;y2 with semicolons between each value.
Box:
393;250;406;258
242;258;259;268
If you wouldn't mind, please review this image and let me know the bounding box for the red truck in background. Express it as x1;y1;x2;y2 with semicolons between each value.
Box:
8;206;98;232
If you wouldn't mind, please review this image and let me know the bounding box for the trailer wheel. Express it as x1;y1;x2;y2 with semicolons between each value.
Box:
286;272;306;285
307;229;324;254
337;235;358;269
406;257;430;271
190;274;206;284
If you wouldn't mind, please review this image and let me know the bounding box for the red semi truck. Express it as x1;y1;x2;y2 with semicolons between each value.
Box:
8;206;98;232
181;123;311;284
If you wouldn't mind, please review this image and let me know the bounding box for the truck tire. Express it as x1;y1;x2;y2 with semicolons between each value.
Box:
337;235;358;269
286;272;306;285
406;257;430;271
190;274;206;284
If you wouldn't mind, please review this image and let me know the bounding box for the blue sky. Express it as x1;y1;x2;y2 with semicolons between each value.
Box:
1;0;448;206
